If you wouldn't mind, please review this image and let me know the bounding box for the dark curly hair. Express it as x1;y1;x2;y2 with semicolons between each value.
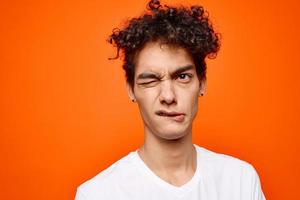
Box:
108;0;220;88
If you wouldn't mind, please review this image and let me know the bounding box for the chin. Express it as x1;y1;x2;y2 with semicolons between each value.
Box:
156;127;189;140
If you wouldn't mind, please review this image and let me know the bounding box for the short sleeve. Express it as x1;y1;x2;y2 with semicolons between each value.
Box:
74;188;88;200
250;165;266;200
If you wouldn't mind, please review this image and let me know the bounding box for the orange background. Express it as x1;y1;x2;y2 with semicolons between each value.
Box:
1;0;299;199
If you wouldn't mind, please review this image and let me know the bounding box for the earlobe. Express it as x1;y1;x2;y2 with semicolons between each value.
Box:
126;83;136;102
199;89;204;96
199;77;206;97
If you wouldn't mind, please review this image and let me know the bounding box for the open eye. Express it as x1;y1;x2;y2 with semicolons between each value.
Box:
176;73;192;83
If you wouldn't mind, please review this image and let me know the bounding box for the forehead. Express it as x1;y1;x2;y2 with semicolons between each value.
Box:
134;42;195;74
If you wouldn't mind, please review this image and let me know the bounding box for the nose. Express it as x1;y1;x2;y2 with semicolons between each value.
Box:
159;80;177;105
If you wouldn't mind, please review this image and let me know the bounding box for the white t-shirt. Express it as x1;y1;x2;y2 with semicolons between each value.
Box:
75;145;266;200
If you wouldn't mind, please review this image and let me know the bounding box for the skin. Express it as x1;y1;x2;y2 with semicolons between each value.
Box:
126;41;206;187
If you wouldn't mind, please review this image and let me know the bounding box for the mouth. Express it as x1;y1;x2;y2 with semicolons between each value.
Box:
155;110;186;122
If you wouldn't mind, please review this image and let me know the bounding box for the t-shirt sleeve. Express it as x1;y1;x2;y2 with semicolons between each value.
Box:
250;165;266;200
74;188;88;200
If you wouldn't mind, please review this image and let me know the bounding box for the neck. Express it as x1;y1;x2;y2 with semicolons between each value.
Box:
138;127;196;182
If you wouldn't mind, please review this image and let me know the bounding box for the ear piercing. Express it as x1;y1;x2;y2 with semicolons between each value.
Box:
132;99;135;102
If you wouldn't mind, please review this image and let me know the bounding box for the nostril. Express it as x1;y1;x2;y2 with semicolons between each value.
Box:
159;93;176;104
161;99;176;105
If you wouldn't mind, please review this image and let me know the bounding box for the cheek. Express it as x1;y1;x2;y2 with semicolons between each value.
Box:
184;87;199;115
135;87;159;101
192;97;199;114
189;93;198;108
135;89;158;114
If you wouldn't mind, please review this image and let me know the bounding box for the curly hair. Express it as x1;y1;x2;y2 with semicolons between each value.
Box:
108;0;220;88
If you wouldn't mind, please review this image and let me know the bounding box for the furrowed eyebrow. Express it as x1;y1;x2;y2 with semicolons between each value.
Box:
170;65;194;79
136;65;194;81
137;72;161;80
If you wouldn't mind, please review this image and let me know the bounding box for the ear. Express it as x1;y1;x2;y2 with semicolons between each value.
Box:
199;77;207;96
126;82;136;102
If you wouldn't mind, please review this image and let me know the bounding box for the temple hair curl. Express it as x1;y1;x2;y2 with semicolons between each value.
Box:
108;0;220;87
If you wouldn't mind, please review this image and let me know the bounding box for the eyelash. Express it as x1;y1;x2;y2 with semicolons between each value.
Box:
139;80;158;85
176;73;192;80
139;73;193;85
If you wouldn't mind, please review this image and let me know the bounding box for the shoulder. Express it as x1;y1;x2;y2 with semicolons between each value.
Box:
75;151;137;199
195;145;259;180
195;145;266;199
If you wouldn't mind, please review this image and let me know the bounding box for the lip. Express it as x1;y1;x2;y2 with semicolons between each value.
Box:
155;110;186;122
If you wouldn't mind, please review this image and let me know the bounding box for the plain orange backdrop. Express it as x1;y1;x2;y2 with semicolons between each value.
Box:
1;0;300;199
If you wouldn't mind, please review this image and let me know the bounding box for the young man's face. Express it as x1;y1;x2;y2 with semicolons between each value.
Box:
127;42;206;140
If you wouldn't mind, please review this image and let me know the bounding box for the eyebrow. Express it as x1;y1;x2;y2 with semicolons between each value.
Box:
136;65;194;81
170;65;194;79
137;72;161;80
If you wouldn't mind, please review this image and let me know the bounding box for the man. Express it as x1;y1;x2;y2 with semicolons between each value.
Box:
75;0;266;199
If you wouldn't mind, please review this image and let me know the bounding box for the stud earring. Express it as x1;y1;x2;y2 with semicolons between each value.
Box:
132;99;135;102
